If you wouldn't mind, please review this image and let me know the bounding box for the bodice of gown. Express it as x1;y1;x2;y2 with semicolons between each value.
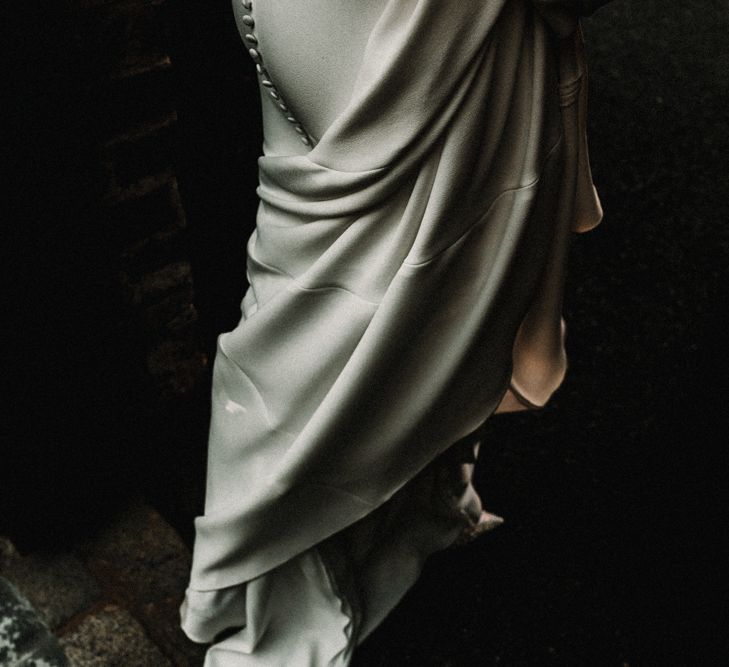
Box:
248;0;387;148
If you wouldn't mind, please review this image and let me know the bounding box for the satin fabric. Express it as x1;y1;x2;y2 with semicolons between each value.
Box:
181;1;602;664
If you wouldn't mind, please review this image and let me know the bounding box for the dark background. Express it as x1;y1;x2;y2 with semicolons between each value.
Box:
4;0;728;664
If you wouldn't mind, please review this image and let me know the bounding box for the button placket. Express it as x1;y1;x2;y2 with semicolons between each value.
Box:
235;0;315;147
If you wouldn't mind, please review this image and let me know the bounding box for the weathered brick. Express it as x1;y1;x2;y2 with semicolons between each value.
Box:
87;0;168;62
97;54;174;136
143;290;198;336
104;113;178;187
146;340;207;397
105;178;185;246
105;168;175;205
121;227;191;277
66;1;168;77
121;260;194;307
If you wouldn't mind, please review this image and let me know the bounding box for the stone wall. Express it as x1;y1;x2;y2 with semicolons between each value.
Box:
80;0;207;400
4;0;211;547
1;503;207;665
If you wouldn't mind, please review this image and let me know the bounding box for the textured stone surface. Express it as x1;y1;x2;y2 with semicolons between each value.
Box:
0;540;101;630
59;605;171;667
80;503;191;607
146;340;207;398
2;501;205;666
125;261;194;306
106;178;187;246
104;113;178;188
0;577;69;666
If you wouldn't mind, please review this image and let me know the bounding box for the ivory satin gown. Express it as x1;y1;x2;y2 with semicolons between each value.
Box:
180;1;603;664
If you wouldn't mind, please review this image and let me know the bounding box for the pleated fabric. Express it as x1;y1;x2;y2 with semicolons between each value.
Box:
181;1;603;664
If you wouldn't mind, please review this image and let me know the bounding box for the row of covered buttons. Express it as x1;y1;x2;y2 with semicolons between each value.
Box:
237;0;314;147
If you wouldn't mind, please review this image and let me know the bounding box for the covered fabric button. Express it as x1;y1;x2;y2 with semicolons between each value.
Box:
241;15;255;27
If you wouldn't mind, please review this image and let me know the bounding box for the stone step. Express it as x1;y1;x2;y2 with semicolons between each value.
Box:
0;501;207;666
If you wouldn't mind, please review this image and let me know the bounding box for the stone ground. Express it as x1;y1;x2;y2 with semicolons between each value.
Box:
0;502;207;666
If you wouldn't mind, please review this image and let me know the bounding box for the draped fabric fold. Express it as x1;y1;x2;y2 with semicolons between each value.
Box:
181;1;602;663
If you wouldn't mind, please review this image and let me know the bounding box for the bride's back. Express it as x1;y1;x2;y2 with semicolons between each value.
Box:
233;0;389;153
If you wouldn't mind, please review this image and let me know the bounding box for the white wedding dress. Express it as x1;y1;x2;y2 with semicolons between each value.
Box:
180;1;603;664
